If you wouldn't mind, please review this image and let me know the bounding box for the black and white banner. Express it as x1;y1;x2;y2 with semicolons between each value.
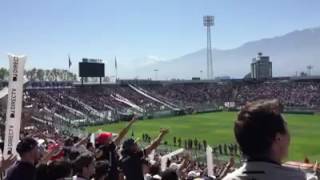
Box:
3;54;26;157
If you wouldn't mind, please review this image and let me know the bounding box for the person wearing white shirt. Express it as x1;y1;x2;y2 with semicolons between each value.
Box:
223;99;316;180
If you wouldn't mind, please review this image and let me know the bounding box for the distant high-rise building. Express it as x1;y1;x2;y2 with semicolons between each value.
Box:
251;52;272;79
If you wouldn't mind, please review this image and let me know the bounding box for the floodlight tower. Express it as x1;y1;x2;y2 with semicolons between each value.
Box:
203;16;214;79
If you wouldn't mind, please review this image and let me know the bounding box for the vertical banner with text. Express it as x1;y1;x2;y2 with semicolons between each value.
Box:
3;54;26;158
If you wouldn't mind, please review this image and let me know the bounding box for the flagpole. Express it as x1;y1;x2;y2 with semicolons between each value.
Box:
115;56;118;82
68;54;72;81
67;54;69;81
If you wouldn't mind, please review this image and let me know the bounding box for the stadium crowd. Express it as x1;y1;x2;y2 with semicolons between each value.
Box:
140;83;233;108
234;81;320;109
0;99;319;180
24;84;168;123
19;80;320;126
0;117;237;180
141;80;320;110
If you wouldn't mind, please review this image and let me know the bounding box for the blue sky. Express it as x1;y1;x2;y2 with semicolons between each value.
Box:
1;0;320;75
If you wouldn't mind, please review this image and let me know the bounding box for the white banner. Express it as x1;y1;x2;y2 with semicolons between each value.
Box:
3;54;26;158
90;133;95;147
148;150;155;161
206;146;214;177
161;148;184;171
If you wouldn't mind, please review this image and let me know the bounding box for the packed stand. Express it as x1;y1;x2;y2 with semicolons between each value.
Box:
139;80;320;110
0;100;320;180
116;86;166;112
0;116;239;180
140;83;234;108
24;90;85;121
234;81;320;109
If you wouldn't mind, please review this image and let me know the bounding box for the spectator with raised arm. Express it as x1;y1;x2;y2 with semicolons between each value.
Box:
120;128;169;180
95;117;137;180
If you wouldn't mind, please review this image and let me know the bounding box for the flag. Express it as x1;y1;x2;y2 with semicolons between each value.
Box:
68;55;72;69
115;56;118;80
206;146;214;177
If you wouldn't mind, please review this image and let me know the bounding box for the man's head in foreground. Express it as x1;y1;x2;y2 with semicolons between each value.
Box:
122;138;140;155
73;154;95;179
234;99;290;163
16;137;39;165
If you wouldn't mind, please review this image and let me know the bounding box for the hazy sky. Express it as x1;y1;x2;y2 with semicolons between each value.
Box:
1;0;320;75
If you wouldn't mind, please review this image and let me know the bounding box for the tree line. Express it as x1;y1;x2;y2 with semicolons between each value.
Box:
0;67;77;81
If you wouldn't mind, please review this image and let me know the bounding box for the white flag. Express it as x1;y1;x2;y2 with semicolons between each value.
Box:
3;54;26;158
161;148;184;171
206;146;214;177
90;133;95;147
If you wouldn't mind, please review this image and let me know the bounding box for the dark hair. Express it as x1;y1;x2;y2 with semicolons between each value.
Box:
94;161;108;180
149;163;161;176
234;99;287;157
69;150;81;161
161;169;178;180
121;138;136;155
122;138;135;150
73;136;80;144
47;161;72;180
16;137;38;156
86;142;94;149
64;138;74;147
73;154;94;174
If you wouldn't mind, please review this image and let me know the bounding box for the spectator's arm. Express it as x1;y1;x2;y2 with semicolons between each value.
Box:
145;128;169;155
309;161;319;179
114;117;137;146
36;146;61;166
178;159;189;173
95;148;103;159
218;157;234;179
0;155;17;173
178;152;191;172
74;136;88;148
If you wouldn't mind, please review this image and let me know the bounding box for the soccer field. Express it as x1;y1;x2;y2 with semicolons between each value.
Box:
86;112;320;161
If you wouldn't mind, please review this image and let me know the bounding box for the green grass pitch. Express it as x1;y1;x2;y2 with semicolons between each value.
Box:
86;112;320;161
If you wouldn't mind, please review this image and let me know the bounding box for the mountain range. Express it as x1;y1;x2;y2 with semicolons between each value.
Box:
123;27;320;79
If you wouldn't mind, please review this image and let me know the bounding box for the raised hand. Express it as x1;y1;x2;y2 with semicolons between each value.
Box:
313;161;319;173
160;128;169;135
183;150;192;161
129;116;138;124
114;114;139;146
145;128;169;155
1;154;17;171
227;156;235;167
